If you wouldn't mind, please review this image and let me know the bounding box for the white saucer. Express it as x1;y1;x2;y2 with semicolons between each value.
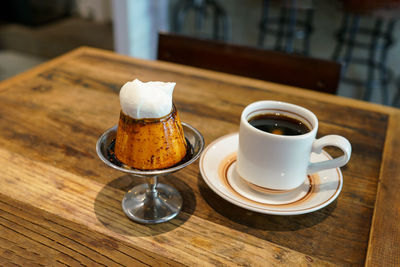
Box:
199;133;343;215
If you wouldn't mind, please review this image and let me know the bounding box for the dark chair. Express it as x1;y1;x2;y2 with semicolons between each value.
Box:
172;0;229;41
258;0;314;55
394;77;400;107
157;32;342;94
332;2;399;105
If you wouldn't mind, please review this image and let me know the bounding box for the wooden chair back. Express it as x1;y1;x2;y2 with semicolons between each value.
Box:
157;32;342;94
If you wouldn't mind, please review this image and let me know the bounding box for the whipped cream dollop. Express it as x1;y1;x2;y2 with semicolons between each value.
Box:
119;79;176;119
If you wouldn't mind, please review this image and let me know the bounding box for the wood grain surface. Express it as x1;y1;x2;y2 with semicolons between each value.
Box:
0;47;398;266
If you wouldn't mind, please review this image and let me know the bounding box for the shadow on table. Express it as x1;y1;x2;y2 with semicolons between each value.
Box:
197;174;336;232
94;173;196;236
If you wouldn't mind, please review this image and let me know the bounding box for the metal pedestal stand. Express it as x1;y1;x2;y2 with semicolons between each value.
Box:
96;123;204;224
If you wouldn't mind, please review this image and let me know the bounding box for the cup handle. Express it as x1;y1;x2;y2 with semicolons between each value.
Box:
307;135;352;174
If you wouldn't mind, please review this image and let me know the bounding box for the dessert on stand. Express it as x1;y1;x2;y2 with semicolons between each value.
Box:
96;79;204;224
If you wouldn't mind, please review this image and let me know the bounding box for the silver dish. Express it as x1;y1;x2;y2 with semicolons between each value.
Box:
96;122;204;224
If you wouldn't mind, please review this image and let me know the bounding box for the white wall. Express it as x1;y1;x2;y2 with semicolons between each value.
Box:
112;0;169;59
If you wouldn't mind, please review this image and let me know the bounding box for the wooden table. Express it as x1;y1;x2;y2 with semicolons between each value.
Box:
0;47;399;266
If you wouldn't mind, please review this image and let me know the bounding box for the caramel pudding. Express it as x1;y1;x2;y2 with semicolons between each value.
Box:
114;79;187;170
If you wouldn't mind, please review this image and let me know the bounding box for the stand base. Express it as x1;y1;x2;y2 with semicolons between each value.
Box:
122;183;183;224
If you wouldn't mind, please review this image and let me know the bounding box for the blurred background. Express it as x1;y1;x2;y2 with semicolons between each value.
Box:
0;0;399;106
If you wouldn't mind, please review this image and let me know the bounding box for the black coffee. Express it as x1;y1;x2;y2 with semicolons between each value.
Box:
248;113;311;136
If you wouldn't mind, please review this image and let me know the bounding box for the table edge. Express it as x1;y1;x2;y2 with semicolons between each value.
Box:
366;111;400;266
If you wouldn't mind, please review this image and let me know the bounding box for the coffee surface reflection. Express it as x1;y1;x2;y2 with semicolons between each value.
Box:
248;113;311;136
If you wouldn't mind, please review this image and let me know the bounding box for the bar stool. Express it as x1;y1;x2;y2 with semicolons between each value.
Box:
258;0;314;55
332;2;399;105
172;0;229;41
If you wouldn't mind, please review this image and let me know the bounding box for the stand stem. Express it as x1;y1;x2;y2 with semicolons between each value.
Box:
147;176;158;194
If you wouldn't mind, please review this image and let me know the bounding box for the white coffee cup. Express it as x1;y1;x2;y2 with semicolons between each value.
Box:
236;100;351;191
